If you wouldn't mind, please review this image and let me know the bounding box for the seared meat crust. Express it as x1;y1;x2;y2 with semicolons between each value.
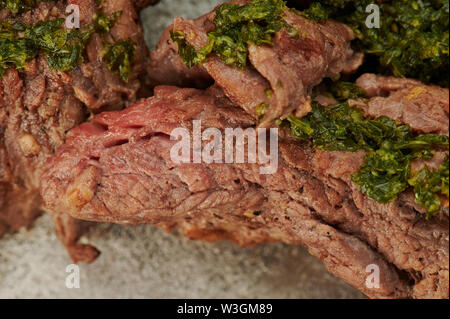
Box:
0;0;153;262
41;77;449;298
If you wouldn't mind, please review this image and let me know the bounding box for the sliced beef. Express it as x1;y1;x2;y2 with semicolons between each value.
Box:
41;79;449;298
0;0;153;262
133;0;160;10
71;0;150;111
355;74;449;136
148;0;363;125
148;24;214;89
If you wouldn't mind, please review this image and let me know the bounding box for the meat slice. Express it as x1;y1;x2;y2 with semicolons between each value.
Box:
148;0;363;125
41;80;449;298
0;0;153;262
133;0;160;10
355;74;449;136
148;23;213;89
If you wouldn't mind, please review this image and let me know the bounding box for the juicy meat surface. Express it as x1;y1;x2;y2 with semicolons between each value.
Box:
0;0;153;262
148;0;363;125
148;23;214;89
355;74;449;136
133;0;160;10
41;77;449;298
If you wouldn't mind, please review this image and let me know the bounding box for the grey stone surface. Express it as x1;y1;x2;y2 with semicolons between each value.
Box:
0;0;365;299
0;215;364;298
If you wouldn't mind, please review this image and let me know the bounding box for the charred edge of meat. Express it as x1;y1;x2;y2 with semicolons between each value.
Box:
40;80;449;298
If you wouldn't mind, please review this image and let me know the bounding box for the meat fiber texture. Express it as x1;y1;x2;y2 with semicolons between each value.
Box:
41;77;449;299
24;0;363;264
147;0;363;125
2;0;364;299
0;0;153;263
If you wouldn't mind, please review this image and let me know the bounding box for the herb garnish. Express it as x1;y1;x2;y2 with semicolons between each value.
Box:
409;157;449;218
303;0;449;87
287;99;449;217
0;11;122;76
0;0;52;16
101;38;136;82
171;0;292;69
329;81;367;101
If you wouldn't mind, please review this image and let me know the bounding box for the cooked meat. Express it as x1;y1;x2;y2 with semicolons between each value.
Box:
355;74;449;136
133;0;161;10
148;0;363;125
0;0;152;262
148;24;214;89
72;0;150;111
41;77;449;298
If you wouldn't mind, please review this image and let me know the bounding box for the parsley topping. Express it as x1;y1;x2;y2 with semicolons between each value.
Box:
0;11;125;77
286;94;449;216
171;0;293;69
101;38;136;82
409;157;449;218
0;0;52;16
303;0;449;87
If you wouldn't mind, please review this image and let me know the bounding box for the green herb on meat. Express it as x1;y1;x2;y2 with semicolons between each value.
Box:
329;80;367;101
101;38;136;82
304;0;449;87
171;0;293;69
25;18;85;71
0;11;122;76
170;30;213;68
408;156;449;218
0;38;34;75
286;101;449;216
0;0;53;16
256;102;269;121
92;10;122;34
303;2;332;23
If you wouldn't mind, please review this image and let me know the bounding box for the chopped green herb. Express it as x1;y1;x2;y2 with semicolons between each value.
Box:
352;145;427;204
264;88;273;99
0;11;121;76
408;156;449;218
304;0;449;87
0;38;35;74
256;102;268;121
286;101;449;215
329;81;366;101
24;18;85;72
171;0;292;69
101;38;136;82
0;0;52;16
170;30;213;68
303;2;332;23
92;11;123;34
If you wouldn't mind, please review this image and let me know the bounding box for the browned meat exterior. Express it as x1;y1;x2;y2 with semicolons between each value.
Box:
148;24;214;89
355;74;449;136
72;0;150;111
0;0;151;262
41;77;449;298
133;0;160;10
148;0;363;125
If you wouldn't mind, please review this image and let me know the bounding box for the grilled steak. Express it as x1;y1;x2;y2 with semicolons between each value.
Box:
0;0;157;262
134;0;161;10
41;76;449;298
355;73;449;136
147;0;363;125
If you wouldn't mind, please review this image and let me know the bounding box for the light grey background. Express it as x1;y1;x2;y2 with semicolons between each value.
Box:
0;0;364;299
